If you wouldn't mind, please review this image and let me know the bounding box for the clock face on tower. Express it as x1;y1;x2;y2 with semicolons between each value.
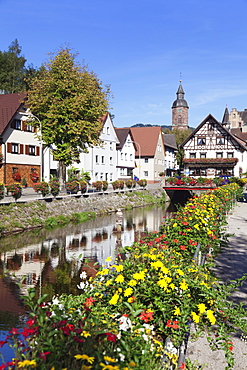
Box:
178;108;182;112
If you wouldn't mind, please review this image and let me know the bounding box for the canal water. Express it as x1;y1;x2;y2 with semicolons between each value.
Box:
0;202;176;363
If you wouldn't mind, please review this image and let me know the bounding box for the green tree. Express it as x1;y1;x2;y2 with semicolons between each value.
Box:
27;47;111;186
0;39;26;93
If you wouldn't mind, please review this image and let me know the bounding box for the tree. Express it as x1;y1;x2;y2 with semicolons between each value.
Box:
26;47;111;186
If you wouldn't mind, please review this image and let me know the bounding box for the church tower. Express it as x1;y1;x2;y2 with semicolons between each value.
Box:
172;81;189;130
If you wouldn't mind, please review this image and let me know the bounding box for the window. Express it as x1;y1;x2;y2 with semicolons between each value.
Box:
208;122;214;130
107;127;110;135
100;173;103;180
110;142;113;150
25;124;33;132
227;152;234;158
120;168;124;176
130;153;133;161
95;155;99;164
95;172;98;179
189;152;196;158
216;152;223;158
121;153;123;160
144;171;148;177
101;156;104;164
12;143;19;153
144;158;149;163
29;145;35;156
13;120;21;130
200;153;206;158
216;137;225;145
197;137;206;145
110;157;113;165
110;173;113;182
125;153;127;161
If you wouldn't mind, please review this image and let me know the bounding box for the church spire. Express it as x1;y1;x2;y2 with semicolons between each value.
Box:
172;80;189;130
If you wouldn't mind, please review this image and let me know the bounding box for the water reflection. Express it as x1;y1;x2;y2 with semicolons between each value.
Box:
0;203;176;330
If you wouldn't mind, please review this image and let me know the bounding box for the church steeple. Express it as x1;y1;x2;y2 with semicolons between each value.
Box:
172;81;189;130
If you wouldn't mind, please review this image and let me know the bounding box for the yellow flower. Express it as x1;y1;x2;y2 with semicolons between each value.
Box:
197;303;207;314
176;269;184;276
82;331;91;337
129;361;136;367
104;356;117;362
115;274;124;283
173;223;178;227
133;271;145;280
17;360;37;368
105;256;112;262
100;364;120;370
191;311;200;323
82;366;92;370
105;279;112;286
150;261;164;270
160;266;170;275
109;293;119;305
206;310;216;325
179;279;188;291
74;355;95;364
174;306;181;315
115;264;124;272
124;287;133;297
157;279;168;290
128;279;137;286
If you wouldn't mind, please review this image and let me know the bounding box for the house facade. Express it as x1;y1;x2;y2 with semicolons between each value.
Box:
0;93;41;186
130;126;166;183
163;133;177;176
115;128;136;180
181;114;247;177
77;113;119;183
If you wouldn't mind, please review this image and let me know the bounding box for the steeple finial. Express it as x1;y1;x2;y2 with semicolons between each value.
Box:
179;72;182;83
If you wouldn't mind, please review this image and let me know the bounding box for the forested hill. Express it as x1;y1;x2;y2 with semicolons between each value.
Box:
131;123;195;131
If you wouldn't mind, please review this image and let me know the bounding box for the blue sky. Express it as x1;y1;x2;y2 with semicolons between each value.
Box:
1;0;247;128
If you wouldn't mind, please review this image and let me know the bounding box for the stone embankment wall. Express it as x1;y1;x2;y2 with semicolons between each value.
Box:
0;188;166;236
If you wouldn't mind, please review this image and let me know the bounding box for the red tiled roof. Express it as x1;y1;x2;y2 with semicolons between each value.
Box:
129;126;163;157
0;93;26;135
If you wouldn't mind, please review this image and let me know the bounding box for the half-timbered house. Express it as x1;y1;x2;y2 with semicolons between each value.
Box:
180;114;247;177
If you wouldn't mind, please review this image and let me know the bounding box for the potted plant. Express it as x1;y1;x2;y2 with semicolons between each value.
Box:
102;181;108;191
21;177;27;188
33;181;50;197
49;179;60;197
79;180;87;193
0;183;5;200
137;179;147;188
30;171;39;183
5;183;22;201
111;180;119;190
12;170;21;182
92;181;102;191
66;180;80;194
125;179;133;189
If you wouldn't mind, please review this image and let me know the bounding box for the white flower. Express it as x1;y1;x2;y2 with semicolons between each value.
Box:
118;315;132;331
119;353;125;361
52;297;60;305
77;282;86;290
80;271;87;279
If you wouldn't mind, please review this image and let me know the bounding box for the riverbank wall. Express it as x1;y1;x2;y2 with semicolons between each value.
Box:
0;187;166;236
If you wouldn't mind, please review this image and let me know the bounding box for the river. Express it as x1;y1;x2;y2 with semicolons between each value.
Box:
0;202;176;363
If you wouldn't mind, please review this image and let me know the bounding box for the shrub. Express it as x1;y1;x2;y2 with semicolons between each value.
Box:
111;180;119;190
92;181;103;191
0;183;5;200
49;179;60;197
79;180;87;193
5;183;22;201
33;181;50;197
66;180;80;194
102;181;108;191
137;179;147;188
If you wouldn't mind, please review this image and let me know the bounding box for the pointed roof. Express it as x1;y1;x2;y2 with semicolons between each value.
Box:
180;114;247;151
115;128;136;150
222;106;230;125
129;126;163;157
163;133;177;150
172;82;189;109
0;93;26;135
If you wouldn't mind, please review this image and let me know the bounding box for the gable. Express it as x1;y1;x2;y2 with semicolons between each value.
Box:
0;93;26;135
181;114;246;152
100;113;119;143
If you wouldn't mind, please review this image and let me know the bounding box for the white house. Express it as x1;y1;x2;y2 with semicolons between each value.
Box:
78;113;120;183
163;133;177;176
180;114;247;177
115;128;136;180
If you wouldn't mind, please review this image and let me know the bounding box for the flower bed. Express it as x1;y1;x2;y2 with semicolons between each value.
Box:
1;184;246;370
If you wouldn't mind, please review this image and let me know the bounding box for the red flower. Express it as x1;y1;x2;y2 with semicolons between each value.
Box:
105;332;117;343
39;352;51;361
166;319;179;329
179;362;186;369
0;341;7;348
180;245;186;250
9;328;19;335
85;297;96;307
139;309;154;323
173;239;179;243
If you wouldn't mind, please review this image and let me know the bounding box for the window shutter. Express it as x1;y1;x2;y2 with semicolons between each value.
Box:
36;146;40;156
22;121;26;131
20;144;24;154
25;145;29;155
7;142;12;153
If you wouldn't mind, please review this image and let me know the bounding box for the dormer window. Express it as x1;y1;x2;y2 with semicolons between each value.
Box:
12;120;21;130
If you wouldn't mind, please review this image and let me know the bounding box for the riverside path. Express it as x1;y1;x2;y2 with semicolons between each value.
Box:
187;196;247;369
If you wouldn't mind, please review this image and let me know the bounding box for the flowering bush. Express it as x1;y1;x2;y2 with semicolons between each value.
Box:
167;176;214;187
92;181;103;191
12;170;21;182
102;181;108;191
137;179;147;188
125;179;136;189
111;180;119;190
66;180;80;194
0;183;4;200
49;179;60;197
79;180;88;193
1;183;246;369
5;183;22;201
183;157;238;164
30;171;39;183
33;181;50;197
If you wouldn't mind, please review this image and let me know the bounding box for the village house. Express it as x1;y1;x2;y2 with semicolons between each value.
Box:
115;128;136;180
0;93;41;186
180;114;247;177
129;126;166;183
163;133;177;176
